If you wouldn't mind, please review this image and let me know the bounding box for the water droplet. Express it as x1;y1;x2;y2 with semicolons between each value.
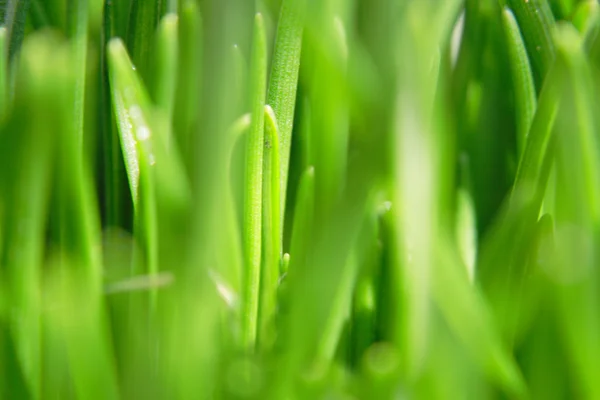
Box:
137;125;150;141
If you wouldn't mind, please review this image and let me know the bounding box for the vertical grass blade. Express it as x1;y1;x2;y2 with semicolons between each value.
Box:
266;0;305;232
505;0;556;87
259;105;281;348
3;0;30;60
66;0;89;149
0;27;8;120
152;13;179;126
242;13;267;351
502;7;537;154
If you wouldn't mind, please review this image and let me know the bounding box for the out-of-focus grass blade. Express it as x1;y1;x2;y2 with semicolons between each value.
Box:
259;105;281;349
477;47;559;344
0;32;60;399
151;13;178;126
66;0;90;149
505;0;556;87
455;188;477;281
2;0;30;60
307;14;349;216
288;166;315;274
502;7;537;154
434;241;527;398
551;24;600;399
172;1;201;167
0;27;8;120
45;256;120;399
266;0;304;232
572;1;599;34
242;13;267;351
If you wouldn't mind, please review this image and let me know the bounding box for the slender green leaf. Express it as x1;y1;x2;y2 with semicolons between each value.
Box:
242;13;267;351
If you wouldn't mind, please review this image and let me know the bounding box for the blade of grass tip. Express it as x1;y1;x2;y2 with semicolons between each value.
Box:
151;13;178;141
108;38;191;305
288;166;315;275
267;0;305;234
282;252;290;274
572;1;599;35
242;13;267;351
0;27;8;120
259;104;281;349
512;67;559;208
455;187;477;282
108;37;190;213
476;72;558;345
505;0;556;88
502;7;537;155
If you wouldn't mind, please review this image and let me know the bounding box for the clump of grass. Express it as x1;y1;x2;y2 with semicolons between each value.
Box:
1;0;600;398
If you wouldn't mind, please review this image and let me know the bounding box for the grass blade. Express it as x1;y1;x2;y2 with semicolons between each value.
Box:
259;105;282;349
266;0;305;232
242;13;267;351
502;7;537;154
505;0;556;87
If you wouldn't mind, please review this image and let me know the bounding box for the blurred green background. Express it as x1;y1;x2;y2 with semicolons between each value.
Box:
1;0;600;398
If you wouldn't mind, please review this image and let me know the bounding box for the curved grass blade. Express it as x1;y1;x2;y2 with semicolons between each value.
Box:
505;0;556;87
259;105;281;349
242;13;267;351
502;7;537;154
107;38;190;291
266;0;305;233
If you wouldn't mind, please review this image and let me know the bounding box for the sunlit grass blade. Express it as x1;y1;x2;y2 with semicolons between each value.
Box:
266;0;305;231
502;7;537;154
242;13;267;351
259;105;281;349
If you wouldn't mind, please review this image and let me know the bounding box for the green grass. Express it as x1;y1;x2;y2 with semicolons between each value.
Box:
2;0;600;398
